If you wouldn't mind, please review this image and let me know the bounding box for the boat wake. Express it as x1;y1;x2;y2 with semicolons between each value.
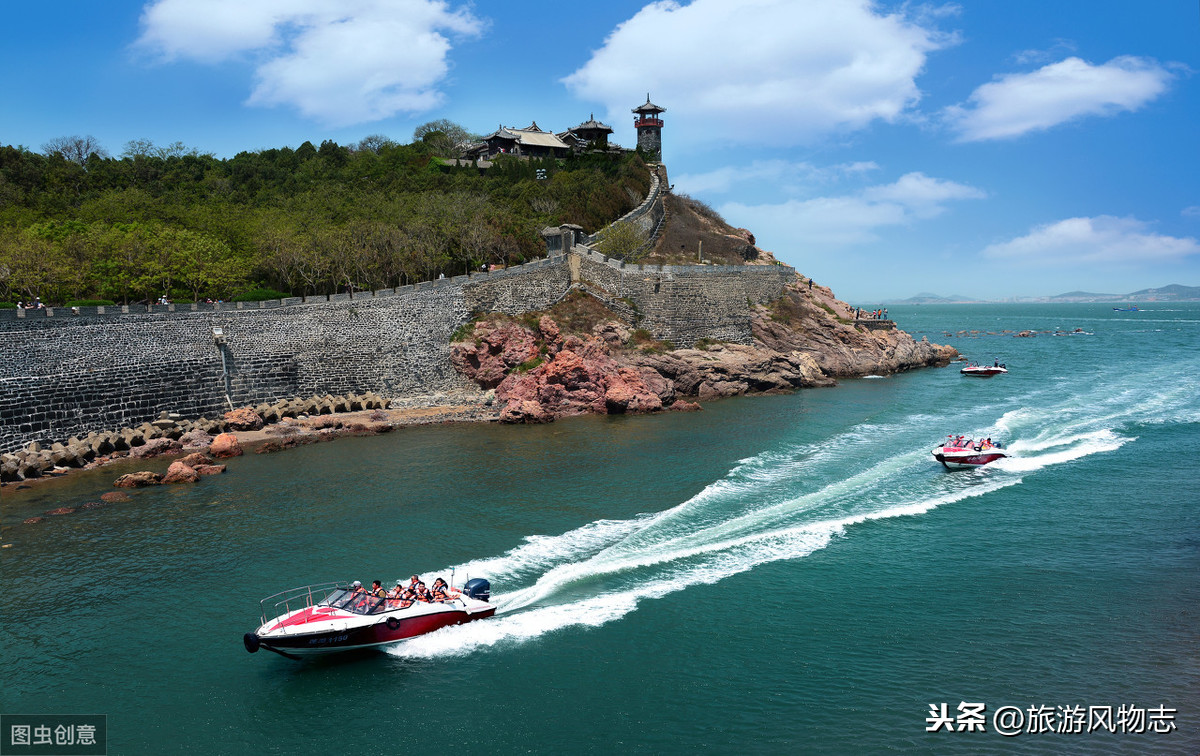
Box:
385;359;1196;660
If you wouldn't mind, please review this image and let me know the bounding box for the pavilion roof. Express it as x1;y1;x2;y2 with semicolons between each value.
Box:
632;94;665;114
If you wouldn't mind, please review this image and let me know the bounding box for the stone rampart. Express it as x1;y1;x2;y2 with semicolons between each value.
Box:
1;245;796;453
586;164;667;257
572;248;794;345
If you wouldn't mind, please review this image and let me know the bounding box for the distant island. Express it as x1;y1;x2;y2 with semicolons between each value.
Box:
881;284;1200;305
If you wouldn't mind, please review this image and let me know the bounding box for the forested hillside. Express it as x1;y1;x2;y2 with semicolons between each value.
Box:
0;138;650;305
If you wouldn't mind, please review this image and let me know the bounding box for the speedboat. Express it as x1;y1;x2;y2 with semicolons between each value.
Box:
243;579;495;659
1113;306;1139;311
932;437;1007;469
961;362;1007;377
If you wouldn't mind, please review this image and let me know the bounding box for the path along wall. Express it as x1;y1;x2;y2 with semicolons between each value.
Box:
0;251;793;453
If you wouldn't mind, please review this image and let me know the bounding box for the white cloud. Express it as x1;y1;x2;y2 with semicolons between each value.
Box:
562;0;951;147
135;0;483;126
944;56;1174;141
721;171;984;246
1183;206;1200;219
983;216;1200;265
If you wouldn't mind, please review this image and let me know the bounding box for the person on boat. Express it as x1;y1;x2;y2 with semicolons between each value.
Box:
351;580;365;593
431;578;452;602
399;587;416;609
387;581;405;608
414;582;433;603
408;575;420;593
371;580;387;598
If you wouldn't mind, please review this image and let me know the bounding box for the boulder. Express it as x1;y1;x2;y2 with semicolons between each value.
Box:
100;491;132;503
179;428;213;450
130;437;182;459
114;471;162;488
178;452;213;468
23;517;44;524
499;399;553;424
223;407;264;431
161;461;200;484
1;456;20;482
209;433;243;458
195;464;226;475
44;507;76;516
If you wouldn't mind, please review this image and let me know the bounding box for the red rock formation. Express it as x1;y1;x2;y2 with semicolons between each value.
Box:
114;471;162;488
100;491;132;503
129;437;183;459
161;461;200;484
194;464;226;476
224;407;265;431
209;433;243;458
450;279;956;425
178;452;213;468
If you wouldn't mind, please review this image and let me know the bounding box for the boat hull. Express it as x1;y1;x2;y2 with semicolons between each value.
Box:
960;367;1007;377
933;449;1007;469
247;599;496;657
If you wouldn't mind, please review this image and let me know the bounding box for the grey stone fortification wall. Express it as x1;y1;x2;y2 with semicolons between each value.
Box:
0;258;572;455
572;248;794;346
0;245;794;454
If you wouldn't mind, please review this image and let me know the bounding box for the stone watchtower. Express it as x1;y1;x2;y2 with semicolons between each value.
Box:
632;94;665;162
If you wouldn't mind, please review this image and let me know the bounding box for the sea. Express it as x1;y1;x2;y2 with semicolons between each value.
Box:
1;303;1197;755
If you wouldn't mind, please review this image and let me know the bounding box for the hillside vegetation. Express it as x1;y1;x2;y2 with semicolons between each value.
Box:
0;140;650;305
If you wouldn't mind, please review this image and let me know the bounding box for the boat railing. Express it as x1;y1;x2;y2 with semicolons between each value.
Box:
258;581;349;625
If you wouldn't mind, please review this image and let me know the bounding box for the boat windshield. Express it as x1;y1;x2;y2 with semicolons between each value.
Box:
319;588;390;615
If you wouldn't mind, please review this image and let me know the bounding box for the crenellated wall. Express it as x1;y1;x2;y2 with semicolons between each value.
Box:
1;250;794;453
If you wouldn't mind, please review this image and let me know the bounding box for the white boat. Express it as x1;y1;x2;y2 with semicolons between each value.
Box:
243;579;495;659
961;362;1007;377
932;436;1008;469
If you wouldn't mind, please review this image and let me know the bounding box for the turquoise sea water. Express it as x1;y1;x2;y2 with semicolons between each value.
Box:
1;303;1198;754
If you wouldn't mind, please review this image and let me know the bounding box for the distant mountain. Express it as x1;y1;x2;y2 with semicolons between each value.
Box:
884;292;979;304
1047;290;1122;302
1125;284;1200;300
885;284;1199;304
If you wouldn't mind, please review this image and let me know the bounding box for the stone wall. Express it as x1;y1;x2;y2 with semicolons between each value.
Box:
1;249;794;454
571;249;794;346
586;164;667;257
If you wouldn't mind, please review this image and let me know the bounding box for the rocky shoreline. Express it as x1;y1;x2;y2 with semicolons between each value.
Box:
1;391;497;489
3;279;956;493
452;280;957;424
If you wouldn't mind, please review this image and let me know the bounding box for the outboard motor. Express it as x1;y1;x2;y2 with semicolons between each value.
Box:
463;578;491;602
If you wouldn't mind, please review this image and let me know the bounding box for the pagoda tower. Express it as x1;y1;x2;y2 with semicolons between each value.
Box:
632;94;665;162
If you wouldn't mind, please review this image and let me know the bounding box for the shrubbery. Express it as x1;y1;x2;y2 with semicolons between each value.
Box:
0;141;651;305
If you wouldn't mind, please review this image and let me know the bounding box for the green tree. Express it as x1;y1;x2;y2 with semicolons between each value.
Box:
594;220;648;260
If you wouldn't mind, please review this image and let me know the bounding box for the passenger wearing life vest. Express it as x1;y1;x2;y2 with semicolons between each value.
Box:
387;581;405;608
431;578;453;602
413;582;433;603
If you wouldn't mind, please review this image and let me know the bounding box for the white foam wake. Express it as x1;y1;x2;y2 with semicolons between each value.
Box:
385;354;1197;659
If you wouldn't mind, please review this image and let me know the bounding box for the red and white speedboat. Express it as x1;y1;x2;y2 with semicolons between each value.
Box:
932;437;1008;469
961;362;1007;377
243;579;495;659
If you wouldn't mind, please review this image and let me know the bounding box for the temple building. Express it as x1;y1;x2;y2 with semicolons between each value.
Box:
470;121;571;160
461;99;660;161
559;114;615;151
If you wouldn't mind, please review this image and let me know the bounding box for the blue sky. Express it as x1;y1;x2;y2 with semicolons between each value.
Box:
3;1;1197;301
